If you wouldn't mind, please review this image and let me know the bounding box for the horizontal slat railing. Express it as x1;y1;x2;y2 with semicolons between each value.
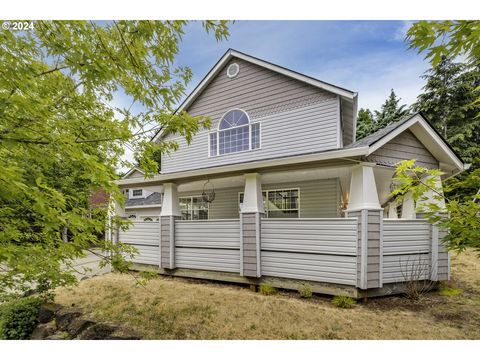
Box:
175;219;240;273
118;221;160;265
382;219;432;284
260;218;358;285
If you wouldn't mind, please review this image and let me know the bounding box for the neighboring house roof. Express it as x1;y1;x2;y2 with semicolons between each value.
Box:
122;167;145;179
125;192;162;208
152;48;357;143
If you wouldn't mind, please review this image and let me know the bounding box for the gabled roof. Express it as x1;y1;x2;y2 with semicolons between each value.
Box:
121;167;145;180
347;112;467;172
152;49;357;142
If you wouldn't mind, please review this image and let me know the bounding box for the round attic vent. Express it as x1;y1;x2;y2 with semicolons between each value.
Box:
226;63;240;78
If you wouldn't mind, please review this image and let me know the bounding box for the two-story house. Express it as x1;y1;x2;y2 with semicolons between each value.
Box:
115;49;467;297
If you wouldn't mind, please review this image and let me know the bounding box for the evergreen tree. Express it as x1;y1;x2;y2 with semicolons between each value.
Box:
356;89;410;140
374;89;410;129
413;57;480;165
356;108;375;140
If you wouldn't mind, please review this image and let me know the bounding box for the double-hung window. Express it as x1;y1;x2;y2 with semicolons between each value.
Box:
209;109;260;156
179;196;209;220
239;189;299;218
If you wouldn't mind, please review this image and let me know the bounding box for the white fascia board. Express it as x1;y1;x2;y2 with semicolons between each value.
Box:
125;204;162;209
367;114;465;172
116;146;369;186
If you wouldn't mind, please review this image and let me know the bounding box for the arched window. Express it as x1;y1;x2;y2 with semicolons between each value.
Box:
209;109;261;156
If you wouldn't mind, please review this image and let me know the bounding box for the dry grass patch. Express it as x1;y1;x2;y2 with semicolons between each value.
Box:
55;250;480;339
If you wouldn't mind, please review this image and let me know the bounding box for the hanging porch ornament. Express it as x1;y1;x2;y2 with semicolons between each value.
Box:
202;179;216;203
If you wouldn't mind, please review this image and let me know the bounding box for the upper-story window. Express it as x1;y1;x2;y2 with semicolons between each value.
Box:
209;109;261;156
130;189;143;198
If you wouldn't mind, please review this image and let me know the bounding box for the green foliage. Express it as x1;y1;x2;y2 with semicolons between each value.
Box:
0;20;230;296
438;286;462;297
413;57;480;163
356;108;375;140
406;21;480;69
356;89;410;139
331;295;356;309
259;284;277;296
298;284;313;298
392;160;480;253
0;296;42;339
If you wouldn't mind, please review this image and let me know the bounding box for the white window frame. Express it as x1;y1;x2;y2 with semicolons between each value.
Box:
179;196;210;220
238;188;300;218
130;188;144;199
208;109;261;157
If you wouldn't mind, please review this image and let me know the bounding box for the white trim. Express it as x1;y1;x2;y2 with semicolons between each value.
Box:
116;146;369;186
151;49;356;143
226;62;240;78
125;204;162;209
122;167;145;179
217;108;250;131
367;114;464;171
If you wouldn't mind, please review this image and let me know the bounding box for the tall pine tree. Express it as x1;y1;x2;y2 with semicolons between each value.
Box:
356;89;410;140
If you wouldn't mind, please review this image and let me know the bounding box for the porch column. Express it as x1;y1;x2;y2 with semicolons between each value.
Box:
387;202;398;219
240;173;264;278
346;163;383;290
160;183;180;270
401;191;416;219
414;175;449;281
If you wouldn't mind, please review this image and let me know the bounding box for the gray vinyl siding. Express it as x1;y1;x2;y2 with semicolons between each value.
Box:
367;129;439;169
260;218;358;285
178;178;341;220
174;219;240;273
366;210;382;288
118;222;160;265
437;227;449;280
382;219;432;284
161;57;341;174
340;97;355;146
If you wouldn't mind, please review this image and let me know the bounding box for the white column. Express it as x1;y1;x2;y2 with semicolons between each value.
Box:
401;191;416;219
415;175;446;213
346;163;381;212
387;202;398;219
241;173;264;214
161;182;180;217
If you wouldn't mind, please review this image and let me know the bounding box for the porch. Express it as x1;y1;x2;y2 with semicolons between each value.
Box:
114;162;449;297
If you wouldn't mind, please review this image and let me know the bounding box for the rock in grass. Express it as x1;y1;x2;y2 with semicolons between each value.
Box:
56;308;82;331
78;324;117;340
45;331;71;340
30;321;56;340
67;318;96;337
38;303;62;324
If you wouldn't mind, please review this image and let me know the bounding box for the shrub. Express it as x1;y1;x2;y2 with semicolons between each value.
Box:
0;296;43;339
331;295;356;309
259;284;277;296
298;284;313;298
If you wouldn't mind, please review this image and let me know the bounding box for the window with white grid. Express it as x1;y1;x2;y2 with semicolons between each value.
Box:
210;109;260;156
